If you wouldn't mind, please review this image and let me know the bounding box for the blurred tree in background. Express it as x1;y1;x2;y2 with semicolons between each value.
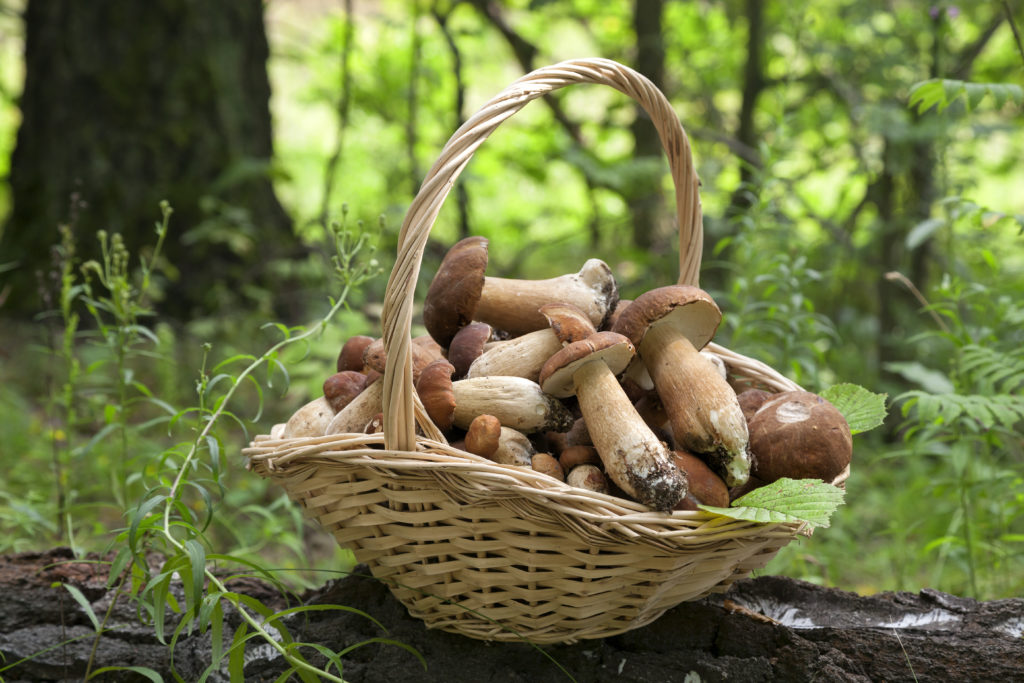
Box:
1;0;291;318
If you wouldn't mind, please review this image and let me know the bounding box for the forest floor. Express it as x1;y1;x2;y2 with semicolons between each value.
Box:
1;548;1022;682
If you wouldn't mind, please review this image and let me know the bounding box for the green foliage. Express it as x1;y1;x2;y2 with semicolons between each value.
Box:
0;205;414;680
909;78;1023;114
703;479;847;529
820;384;888;435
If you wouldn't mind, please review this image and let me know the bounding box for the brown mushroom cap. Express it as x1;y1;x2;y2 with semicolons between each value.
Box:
737;388;774;423
337;335;375;373
539;331;636;398
465;414;501;458
422;236;489;347
612;285;722;353
531;452;565;481
671;450;729;508
416;359;457;432
559;444;601;471
323;371;369;413
748;391;853;483
447;322;495;379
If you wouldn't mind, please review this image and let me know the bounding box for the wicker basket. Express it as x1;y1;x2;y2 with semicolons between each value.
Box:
244;58;845;644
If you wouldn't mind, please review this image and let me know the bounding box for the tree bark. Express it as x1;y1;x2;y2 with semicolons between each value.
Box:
3;0;291;319
629;0;666;251
3;549;1023;682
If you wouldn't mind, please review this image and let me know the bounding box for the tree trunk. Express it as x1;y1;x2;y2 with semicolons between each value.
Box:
2;0;291;319
2;549;1022;682
629;0;666;251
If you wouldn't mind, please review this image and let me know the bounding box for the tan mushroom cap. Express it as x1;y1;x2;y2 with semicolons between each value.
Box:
422;236;489;347
539;331;636;398
612;285;722;352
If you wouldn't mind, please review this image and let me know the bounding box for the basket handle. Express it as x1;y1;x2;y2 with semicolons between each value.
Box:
381;58;703;452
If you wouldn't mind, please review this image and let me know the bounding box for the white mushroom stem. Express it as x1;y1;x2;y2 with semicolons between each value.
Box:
451;376;573;434
282;397;335;439
474;259;617;335
640;324;750;486
466;328;563;382
571;359;686;510
325;380;385;435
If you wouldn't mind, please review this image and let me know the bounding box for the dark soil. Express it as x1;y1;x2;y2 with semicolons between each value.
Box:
2;548;1021;682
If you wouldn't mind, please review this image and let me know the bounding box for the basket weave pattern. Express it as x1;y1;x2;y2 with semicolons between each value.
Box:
245;58;830;643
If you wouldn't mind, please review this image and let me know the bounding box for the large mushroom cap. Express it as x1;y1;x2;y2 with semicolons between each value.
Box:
612;285;722;352
422;236;489;347
539;331;636;398
748;391;853;483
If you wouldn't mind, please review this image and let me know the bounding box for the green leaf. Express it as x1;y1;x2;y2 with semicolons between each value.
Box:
882;362;955;394
89;666;164;682
820;383;888;434
700;478;846;529
908;78;1023;113
59;583;101;632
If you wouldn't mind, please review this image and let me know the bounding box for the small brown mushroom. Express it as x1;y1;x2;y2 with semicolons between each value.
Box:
671;450;729;511
531;453;564;481
447;322;497;379
463;415;535;467
324;377;385;435
748;391;853;484
614;285;751;487
422;236;619;344
465;414;501;457
539;331;688;511
336;335;375;373
559;444;601;471
323;371;369;413
566;464;609;494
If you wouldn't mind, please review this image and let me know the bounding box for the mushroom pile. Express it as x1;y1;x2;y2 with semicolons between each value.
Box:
274;237;853;513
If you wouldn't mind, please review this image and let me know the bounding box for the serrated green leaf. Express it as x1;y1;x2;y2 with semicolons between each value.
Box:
700;478;846;529
820;383;888;434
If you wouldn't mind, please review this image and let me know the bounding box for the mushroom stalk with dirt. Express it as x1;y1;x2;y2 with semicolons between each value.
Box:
540;331;688;511
614;285;751;487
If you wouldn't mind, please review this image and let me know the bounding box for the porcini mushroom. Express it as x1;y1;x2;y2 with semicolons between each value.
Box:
422;236;619;344
466;303;596;382
336;335;375;373
747;391;852;484
323;371;369;412
539;331;688;511
417;359;573;434
566;464;609;494
613;285;751;487
671;450;729;511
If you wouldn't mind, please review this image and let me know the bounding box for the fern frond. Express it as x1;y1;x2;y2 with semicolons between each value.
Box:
899;391;1024;432
959;345;1024;394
